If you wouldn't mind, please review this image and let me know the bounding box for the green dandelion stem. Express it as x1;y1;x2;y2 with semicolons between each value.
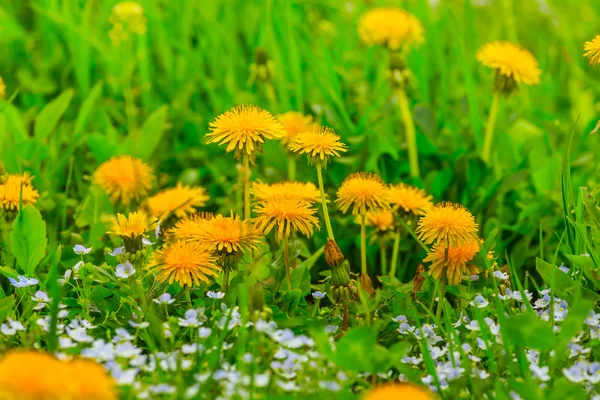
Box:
243;155;251;220
482;92;500;164
389;228;402;278
222;268;230;293
185;287;192;307
397;87;420;179
287;156;296;181
316;165;335;240
379;240;388;276
283;236;292;290
360;212;367;275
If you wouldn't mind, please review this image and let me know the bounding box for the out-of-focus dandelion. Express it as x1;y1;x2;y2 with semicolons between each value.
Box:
145;183;209;220
0;76;6;99
93;155;154;206
109;1;147;45
362;383;433;400
357;8;424;50
584;35;600;66
252;181;321;204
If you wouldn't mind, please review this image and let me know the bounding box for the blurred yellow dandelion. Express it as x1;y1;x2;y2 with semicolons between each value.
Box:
584;35;600;66
252;180;321;204
335;172;390;216
254;195;320;240
93;155;154;205
416;202;479;246
362;383;434;400
109;1;147;45
277;111;317;146
0;76;6;99
423;240;481;285
388;183;433;216
363;209;395;232
358;8;424;50
206;105;286;164
476;41;541;85
145;183;209;220
147;240;220;287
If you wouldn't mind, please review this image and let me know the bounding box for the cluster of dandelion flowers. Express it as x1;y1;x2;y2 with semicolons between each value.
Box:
0;75;5;99
108;211;157;252
254;195;320;240
389;183;433;217
0;172;40;211
416;202;479;247
0;350;116;400
362;383;433;400
252;181;321;204
93;155;154;205
145;183;209;220
277;111;317;146
109;1;147;45
335;172;390;216
147;240;220;287
476;41;541;87
424;240;481;285
288;126;348;168
357;8;424;50
206;105;286;163
584;35;600;66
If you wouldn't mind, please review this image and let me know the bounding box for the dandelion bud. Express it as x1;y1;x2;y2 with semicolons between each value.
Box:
389;52;407;72
359;273;375;297
254;46;269;66
325;239;345;268
412;264;425;298
492;72;518;96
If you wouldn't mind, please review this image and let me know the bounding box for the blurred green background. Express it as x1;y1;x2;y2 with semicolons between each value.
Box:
0;0;599;281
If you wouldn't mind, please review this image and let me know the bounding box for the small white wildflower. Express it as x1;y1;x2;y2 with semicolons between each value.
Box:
311;291;326;300
115;262;135;278
73;244;92;255
493;270;509;280
154;293;176;305
9;275;38;288
207;291;225;299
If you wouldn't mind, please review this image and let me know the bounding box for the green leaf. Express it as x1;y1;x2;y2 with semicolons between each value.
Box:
10;205;48;276
290;264;311;295
279;289;302;314
333;326;378;372
91;286;114;301
0;296;16;324
74;82;103;134
503;312;555;350
127;105;169;161
536;258;600;301
34;89;74;140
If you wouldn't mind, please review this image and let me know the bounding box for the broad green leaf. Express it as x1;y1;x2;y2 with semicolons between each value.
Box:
34;89;74;140
503;312;555;350
0;296;16;324
74;82;103;135
127;105;169;161
290;264;311;295
10;205;48;276
280;289;302;314
536;258;600;301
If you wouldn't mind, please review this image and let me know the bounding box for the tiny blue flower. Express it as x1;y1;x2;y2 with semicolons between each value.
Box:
558;264;570;274
9;275;38;288
207;291;225;299
493;270;509;280
312;291;326;300
153;293;175;305
470;295;489;308
73;244;92;255
108;247;124;256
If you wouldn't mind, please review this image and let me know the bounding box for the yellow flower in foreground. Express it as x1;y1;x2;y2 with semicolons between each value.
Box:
252;181;321;204
0;350;116;400
416;202;479;247
361;209;395;233
148;240;220;287
424;240;481;285
277;111;317;146
584;35;600;66
362;383;433;400
0;75;5;99
93;155;154;205
180;213;263;255
206;105;286;163
145;183;209;220
108;211;157;239
288;126;347;167
254;196;319;240
0;173;40;211
168;212;214;240
476;41;541;85
358;8;424;50
389;183;432;216
335;172;390;216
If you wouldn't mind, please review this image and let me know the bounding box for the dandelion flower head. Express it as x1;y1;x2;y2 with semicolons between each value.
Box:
145;183;209;220
358;8;424;50
108;211;157;253
254;195;320;240
362;383;434;400
288;126;347;168
424;240;481;285
335;172;390;216
0;172;40;211
584;35;600;66
93;155;154;205
476;41;541;85
416;202;479;247
206;105;286;164
109;1;147;44
360;209;395;233
389;183;433;216
147;240;220;287
277;111;317;146
252;180;321;204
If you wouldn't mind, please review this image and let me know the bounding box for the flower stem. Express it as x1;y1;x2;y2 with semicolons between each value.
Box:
379;241;388;276
397;87;420;179
185;287;192;308
360;212;367;275
342;300;349;332
222;268;230;293
243;155;251;220
316;165;335;240
283;236;292;290
482;92;500;164
436;274;447;319
389;228;401;279
287;156;296;181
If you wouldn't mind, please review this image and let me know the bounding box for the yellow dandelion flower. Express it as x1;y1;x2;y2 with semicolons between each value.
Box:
0;173;40;211
168;212;215;240
359;209;395;233
362;383;434;400
476;41;541;86
335;172;390;216
109;1;147;45
358;8;424;50
0;76;5;99
0;350;116;400
206;105;286;163
584;35;600;66
108;211;156;239
423;240;481;285
388;183;433;216
93;155;154;205
288;126;347;167
147;240;220;287
277;111;317;146
145;183;209;220
181;213;263;255
416;202;479;247
254;196;320;240
252;180;321;204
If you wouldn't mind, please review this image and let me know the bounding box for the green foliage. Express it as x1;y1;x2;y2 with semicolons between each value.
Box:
10;205;48;276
